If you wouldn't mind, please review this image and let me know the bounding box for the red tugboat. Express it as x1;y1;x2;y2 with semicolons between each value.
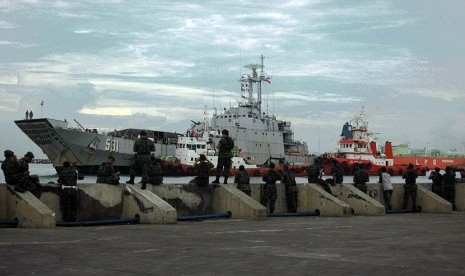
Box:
320;109;428;176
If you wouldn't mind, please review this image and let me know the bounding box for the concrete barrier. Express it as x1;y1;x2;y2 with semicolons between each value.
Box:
250;183;352;217
6;185;56;228
214;184;267;220
367;183;452;214
123;185;177;224
332;184;385;216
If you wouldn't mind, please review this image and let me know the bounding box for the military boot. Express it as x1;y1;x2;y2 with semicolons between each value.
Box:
211;177;220;184
223;177;228;184
126;175;135;184
141;182;147;190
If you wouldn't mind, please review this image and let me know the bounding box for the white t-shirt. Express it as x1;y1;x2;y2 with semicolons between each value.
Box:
381;172;393;191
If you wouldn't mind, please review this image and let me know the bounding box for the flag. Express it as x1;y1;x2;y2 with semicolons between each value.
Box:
41;100;44;106
264;79;271;85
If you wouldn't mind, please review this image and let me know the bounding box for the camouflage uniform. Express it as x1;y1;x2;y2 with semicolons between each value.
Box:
194;160;214;187
1;156;20;185
96;163;120;185
215;136;234;182
402;169;418;210
15;158;41;196
282;170;299;213
443;170;456;209
147;158;163;185
260;169;282;213
429;171;443;197
306;164;332;194
353;169;369;194
58;167;84;222
234;170;251;196
330;163;344;184
128;136;155;183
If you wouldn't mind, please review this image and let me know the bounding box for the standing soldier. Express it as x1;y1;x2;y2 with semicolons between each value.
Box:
58;161;84;222
1;150;20;186
282;165;299;213
402;163;418;211
29;110;33;119
194;154;214;187
260;163;282;213
429;167;443;197
306;159;332;195
443;166;456;210
212;129;234;184
353;163;369;194
147;156;164;186
25;110;29;120
15;152;41;196
96;156;120;185
126;131;155;189
234;165;251;196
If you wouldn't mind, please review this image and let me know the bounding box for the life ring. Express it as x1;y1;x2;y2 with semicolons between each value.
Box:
253;170;260;177
186;166;195;175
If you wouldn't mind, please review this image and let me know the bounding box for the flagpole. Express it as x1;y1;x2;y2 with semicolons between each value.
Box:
40;100;44;118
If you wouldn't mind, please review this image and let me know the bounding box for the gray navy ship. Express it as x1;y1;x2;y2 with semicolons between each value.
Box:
15;55;313;175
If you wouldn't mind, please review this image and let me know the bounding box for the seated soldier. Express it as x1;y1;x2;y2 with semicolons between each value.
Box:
234;165;251;196
96;156;120;185
146;156;163;186
15;152;41;196
194;154;214;187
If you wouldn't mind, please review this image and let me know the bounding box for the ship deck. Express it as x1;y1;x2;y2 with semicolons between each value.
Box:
2;213;465;275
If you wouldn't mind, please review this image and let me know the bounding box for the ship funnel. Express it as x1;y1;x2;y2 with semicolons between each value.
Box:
370;141;377;156
385;141;393;159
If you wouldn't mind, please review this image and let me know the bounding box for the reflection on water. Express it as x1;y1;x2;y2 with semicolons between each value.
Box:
0;163;438;185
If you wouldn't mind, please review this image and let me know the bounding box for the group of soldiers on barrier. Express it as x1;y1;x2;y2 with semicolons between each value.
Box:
1;129;461;222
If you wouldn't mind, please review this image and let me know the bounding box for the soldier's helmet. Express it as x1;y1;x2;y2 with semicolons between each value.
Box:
408;163;413;169
221;129;229;136
239;165;245;171
63;161;71;168
108;156;115;161
434;167;440;172
25;151;34;159
314;158;320;164
140;130;147;136
4;150;13;158
199;154;206;161
269;162;275;169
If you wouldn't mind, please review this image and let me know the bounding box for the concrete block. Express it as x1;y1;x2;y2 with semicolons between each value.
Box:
6;185;55;228
333;184;385;216
214;184;267;220
416;185;452;214
123;185;177;224
0;184;6;219
149;184;215;216
299;184;353;217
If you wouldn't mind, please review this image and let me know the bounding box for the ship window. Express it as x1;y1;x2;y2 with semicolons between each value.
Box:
201;145;205;149
233;115;236;118
228;119;231;122
229;115;231;118
242;115;245;117
248;115;252;118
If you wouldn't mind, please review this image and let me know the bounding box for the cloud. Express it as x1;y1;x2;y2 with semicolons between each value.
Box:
0;21;15;29
0;41;35;49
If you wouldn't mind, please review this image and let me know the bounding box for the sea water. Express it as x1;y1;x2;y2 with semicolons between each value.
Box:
0;163;437;185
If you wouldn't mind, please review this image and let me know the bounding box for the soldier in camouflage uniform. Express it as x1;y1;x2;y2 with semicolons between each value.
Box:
402;163;418;211
96;156;120;185
147;156;163;185
330;159;344;185
126;131;155;189
1;150;20;186
353;163;369;194
194;154;214;187
234;165;251;196
260;163;282;213
58;161;84;222
429;167;443;197
14;152;41;196
306;159;333;195
443;166;456;210
212;129;234;184
282;165;299;213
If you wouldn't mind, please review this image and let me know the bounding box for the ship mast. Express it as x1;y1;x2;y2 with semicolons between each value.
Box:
241;54;271;118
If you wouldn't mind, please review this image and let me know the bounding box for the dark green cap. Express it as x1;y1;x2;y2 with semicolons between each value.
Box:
25;151;34;159
108;156;115;161
4;150;13;158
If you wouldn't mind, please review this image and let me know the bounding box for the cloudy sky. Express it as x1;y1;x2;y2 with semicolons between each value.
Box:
1;0;464;158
